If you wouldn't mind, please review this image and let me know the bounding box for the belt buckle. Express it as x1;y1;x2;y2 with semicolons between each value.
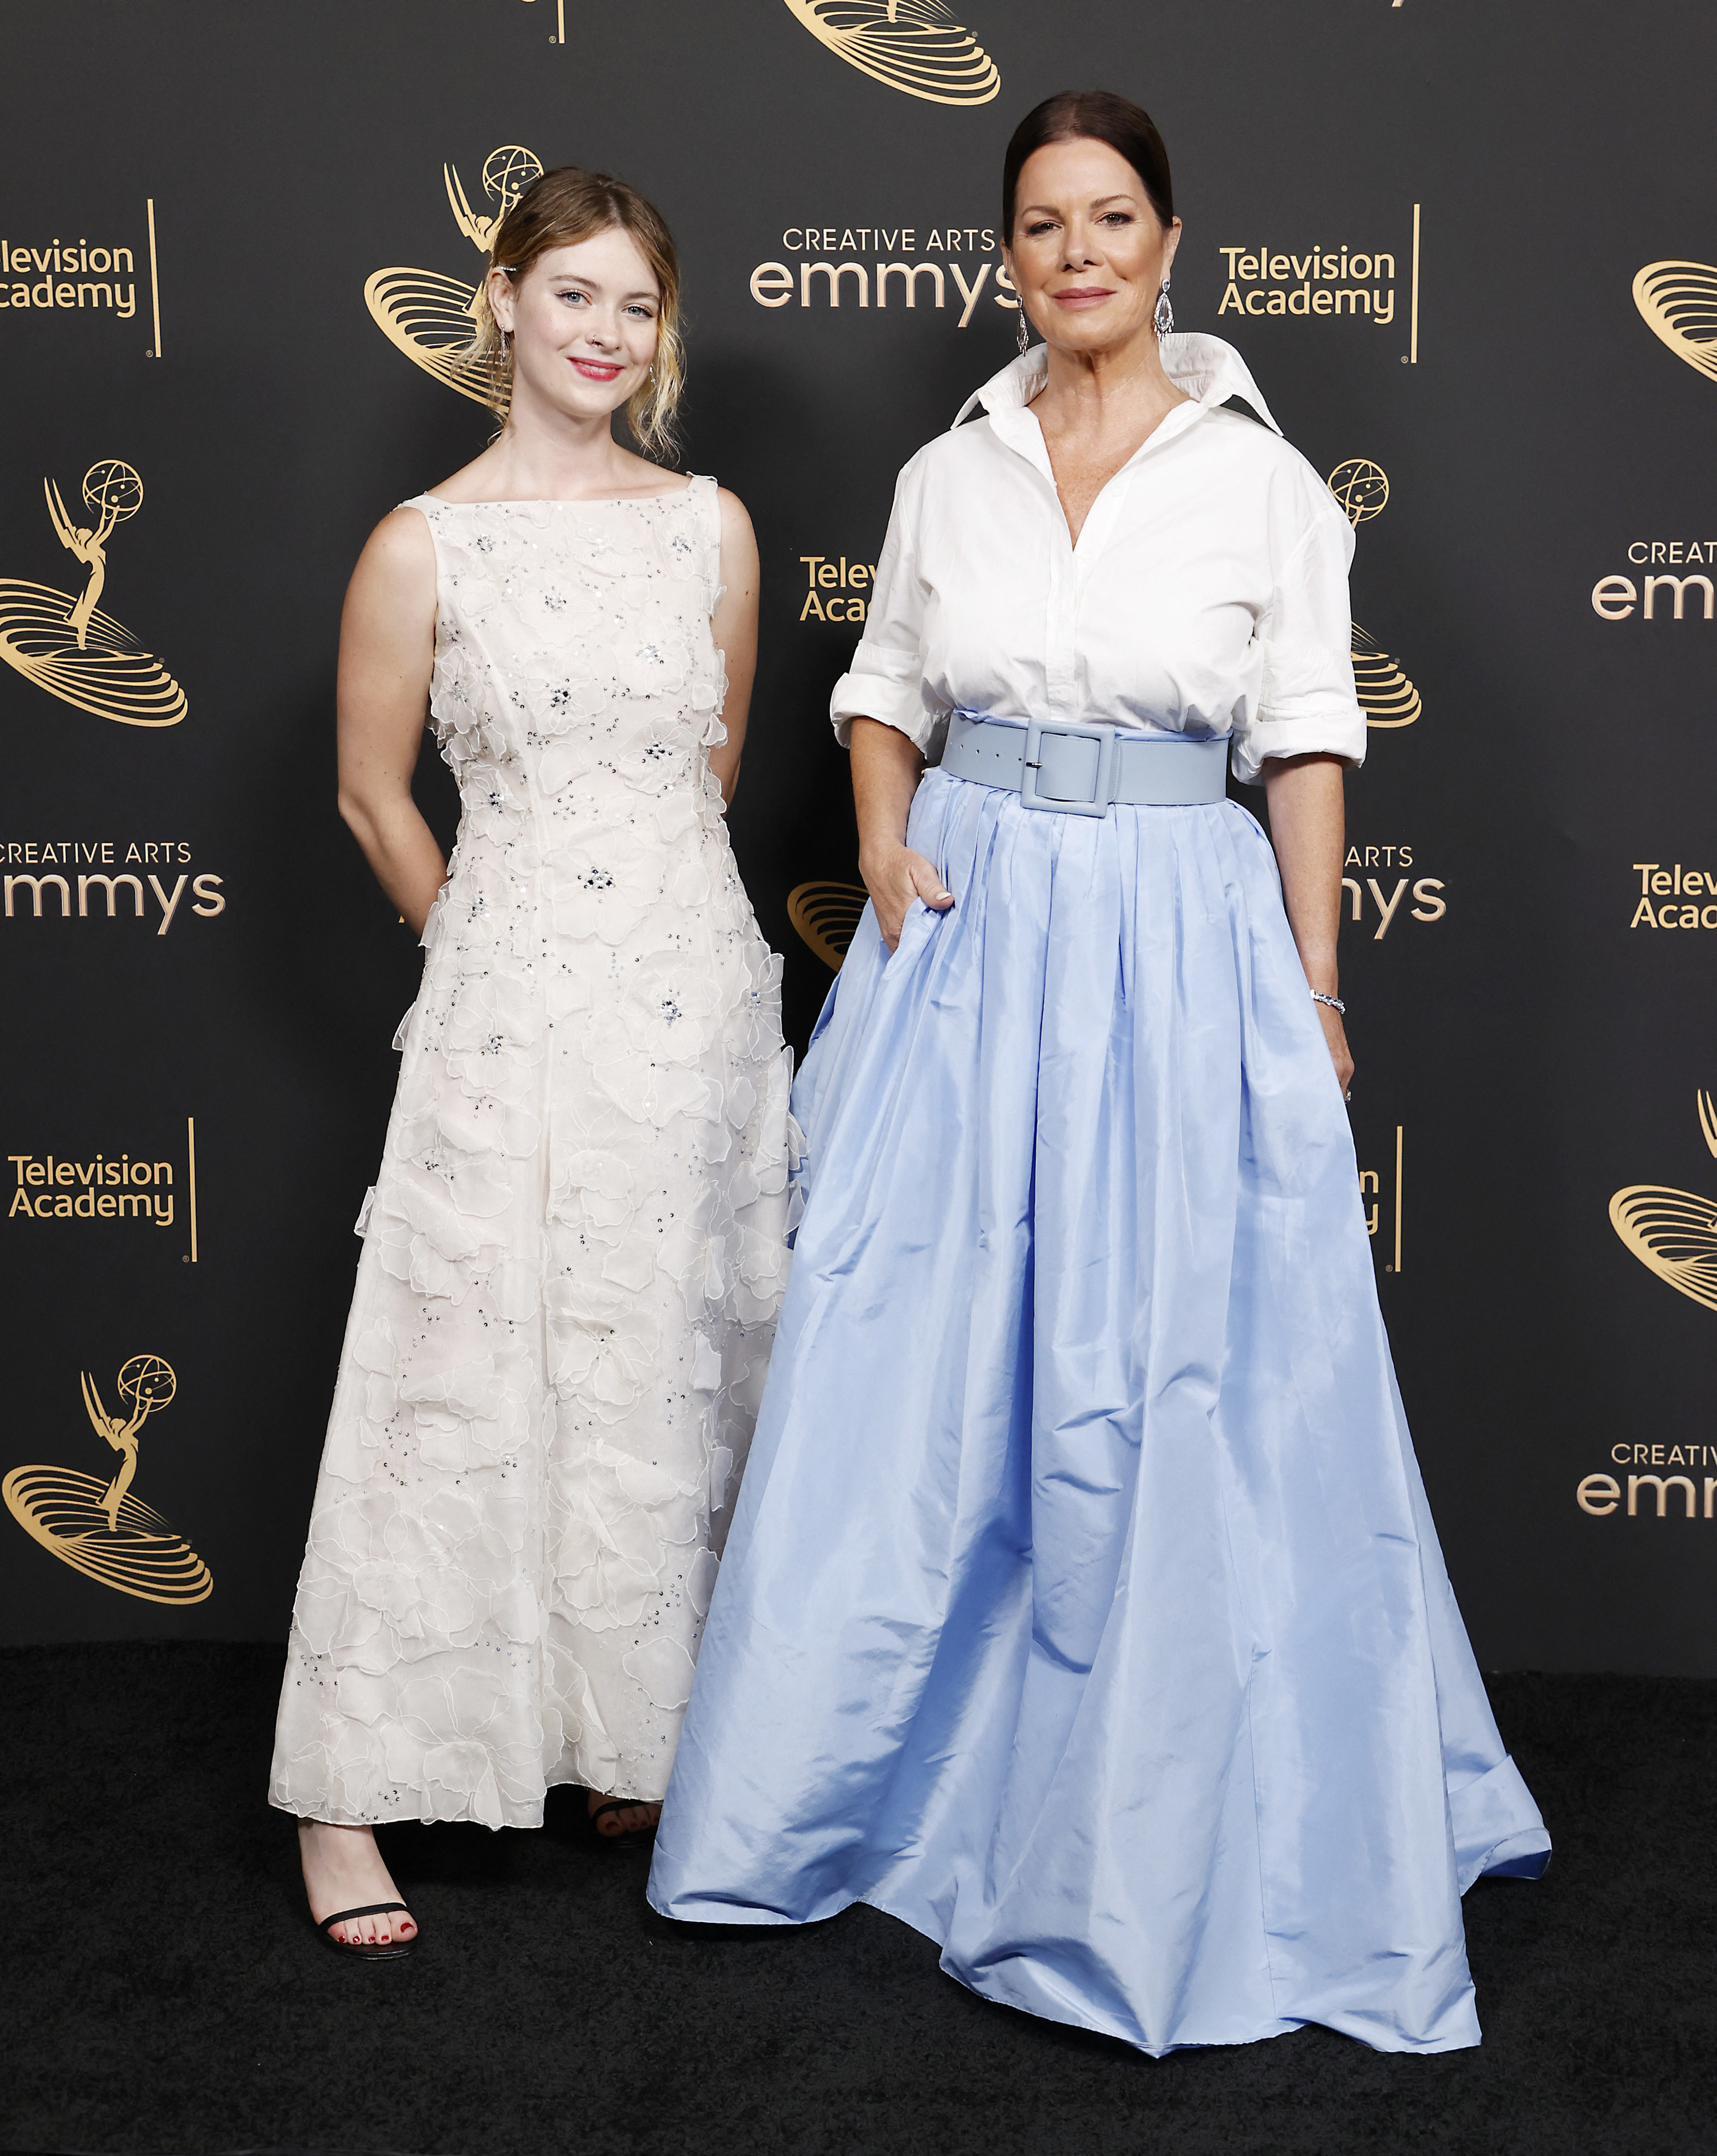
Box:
1020;719;1115;816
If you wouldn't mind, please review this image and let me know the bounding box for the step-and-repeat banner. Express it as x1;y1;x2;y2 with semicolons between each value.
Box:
2;1;1712;1672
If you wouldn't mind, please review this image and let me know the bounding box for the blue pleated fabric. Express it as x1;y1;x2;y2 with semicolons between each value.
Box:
647;768;1550;2056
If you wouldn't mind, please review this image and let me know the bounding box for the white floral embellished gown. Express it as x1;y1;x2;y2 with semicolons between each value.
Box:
270;476;797;1828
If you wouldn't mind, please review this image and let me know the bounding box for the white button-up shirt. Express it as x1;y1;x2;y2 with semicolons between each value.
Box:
829;334;1366;788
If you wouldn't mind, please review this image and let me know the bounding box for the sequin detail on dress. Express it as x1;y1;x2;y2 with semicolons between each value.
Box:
270;477;798;1826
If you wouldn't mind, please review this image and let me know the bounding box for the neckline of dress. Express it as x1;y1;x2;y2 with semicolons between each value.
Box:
422;482;698;509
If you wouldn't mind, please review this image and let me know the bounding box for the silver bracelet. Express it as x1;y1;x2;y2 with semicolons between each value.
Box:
1309;990;1346;1015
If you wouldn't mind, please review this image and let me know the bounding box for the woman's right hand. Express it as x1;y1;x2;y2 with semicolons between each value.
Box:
859;843;955;953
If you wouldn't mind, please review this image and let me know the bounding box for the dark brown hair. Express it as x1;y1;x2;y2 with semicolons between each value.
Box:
1002;91;1174;240
469;165;684;458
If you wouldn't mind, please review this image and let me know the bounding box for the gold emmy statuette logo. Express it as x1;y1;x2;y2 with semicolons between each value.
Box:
788;881;869;971
365;145;544;409
0;462;185;727
1609;1090;1717;1315
781;0;999;105
1632;262;1717;385
1326;458;1421;730
3;1354;211;1604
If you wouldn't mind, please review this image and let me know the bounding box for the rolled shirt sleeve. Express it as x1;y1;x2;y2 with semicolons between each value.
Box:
828;460;942;755
1231;465;1368;787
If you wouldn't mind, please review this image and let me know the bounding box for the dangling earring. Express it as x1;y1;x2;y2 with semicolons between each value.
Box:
1153;279;1174;338
1016;305;1030;357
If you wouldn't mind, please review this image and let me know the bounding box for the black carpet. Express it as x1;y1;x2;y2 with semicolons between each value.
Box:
1;1646;1712;2156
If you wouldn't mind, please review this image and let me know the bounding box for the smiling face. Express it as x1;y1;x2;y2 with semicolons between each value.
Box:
487;224;663;426
1005;136;1182;361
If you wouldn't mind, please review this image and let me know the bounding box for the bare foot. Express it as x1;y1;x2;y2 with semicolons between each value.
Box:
298;1819;417;1947
587;1788;662;1839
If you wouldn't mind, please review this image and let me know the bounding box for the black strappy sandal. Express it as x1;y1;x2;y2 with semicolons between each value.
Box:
584;1797;658;1853
316;1900;418;1960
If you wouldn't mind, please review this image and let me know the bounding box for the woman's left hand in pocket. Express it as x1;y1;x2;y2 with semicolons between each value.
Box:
1317;1003;1354;1099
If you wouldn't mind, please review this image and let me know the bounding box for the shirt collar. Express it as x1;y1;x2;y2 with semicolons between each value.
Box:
954;333;1283;438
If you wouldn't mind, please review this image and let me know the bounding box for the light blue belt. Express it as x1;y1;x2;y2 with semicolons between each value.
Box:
938;712;1228;816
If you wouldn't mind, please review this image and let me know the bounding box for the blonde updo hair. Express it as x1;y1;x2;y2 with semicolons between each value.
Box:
468;164;685;460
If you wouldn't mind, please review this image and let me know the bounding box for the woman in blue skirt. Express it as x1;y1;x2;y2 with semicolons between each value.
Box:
648;90;1549;2055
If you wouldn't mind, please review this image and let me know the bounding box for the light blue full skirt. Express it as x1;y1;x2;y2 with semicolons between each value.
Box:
647;767;1549;2056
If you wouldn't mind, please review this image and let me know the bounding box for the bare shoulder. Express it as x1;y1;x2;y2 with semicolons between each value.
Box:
715;485;755;541
715;487;758;575
361;501;436;569
346;503;437;628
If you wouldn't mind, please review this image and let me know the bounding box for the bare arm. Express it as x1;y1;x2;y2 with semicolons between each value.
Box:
335;506;446;937
707;488;759;807
850;717;954;952
1261;750;1352;1094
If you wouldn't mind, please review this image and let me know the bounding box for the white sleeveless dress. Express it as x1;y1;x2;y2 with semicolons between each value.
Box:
270;476;797;1827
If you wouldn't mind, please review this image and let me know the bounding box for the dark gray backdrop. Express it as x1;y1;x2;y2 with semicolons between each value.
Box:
2;0;1712;1674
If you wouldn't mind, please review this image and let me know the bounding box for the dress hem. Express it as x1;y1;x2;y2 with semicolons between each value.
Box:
863;1889;1483;2059
268;1759;665;1834
643;1879;1485;2057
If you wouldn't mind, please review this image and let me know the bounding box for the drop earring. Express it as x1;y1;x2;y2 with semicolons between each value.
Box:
1016;306;1030;356
1153;279;1174;338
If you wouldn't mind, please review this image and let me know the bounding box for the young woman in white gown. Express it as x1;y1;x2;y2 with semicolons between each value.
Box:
270;167;797;1956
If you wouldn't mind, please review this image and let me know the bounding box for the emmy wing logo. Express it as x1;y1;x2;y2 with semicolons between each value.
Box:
365;145;544;409
1609;1090;1717;1315
3;1354;211;1604
781;0;999;105
0;462;185;727
1632;262;1717;385
788;881;869;971
1327;458;1421;730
